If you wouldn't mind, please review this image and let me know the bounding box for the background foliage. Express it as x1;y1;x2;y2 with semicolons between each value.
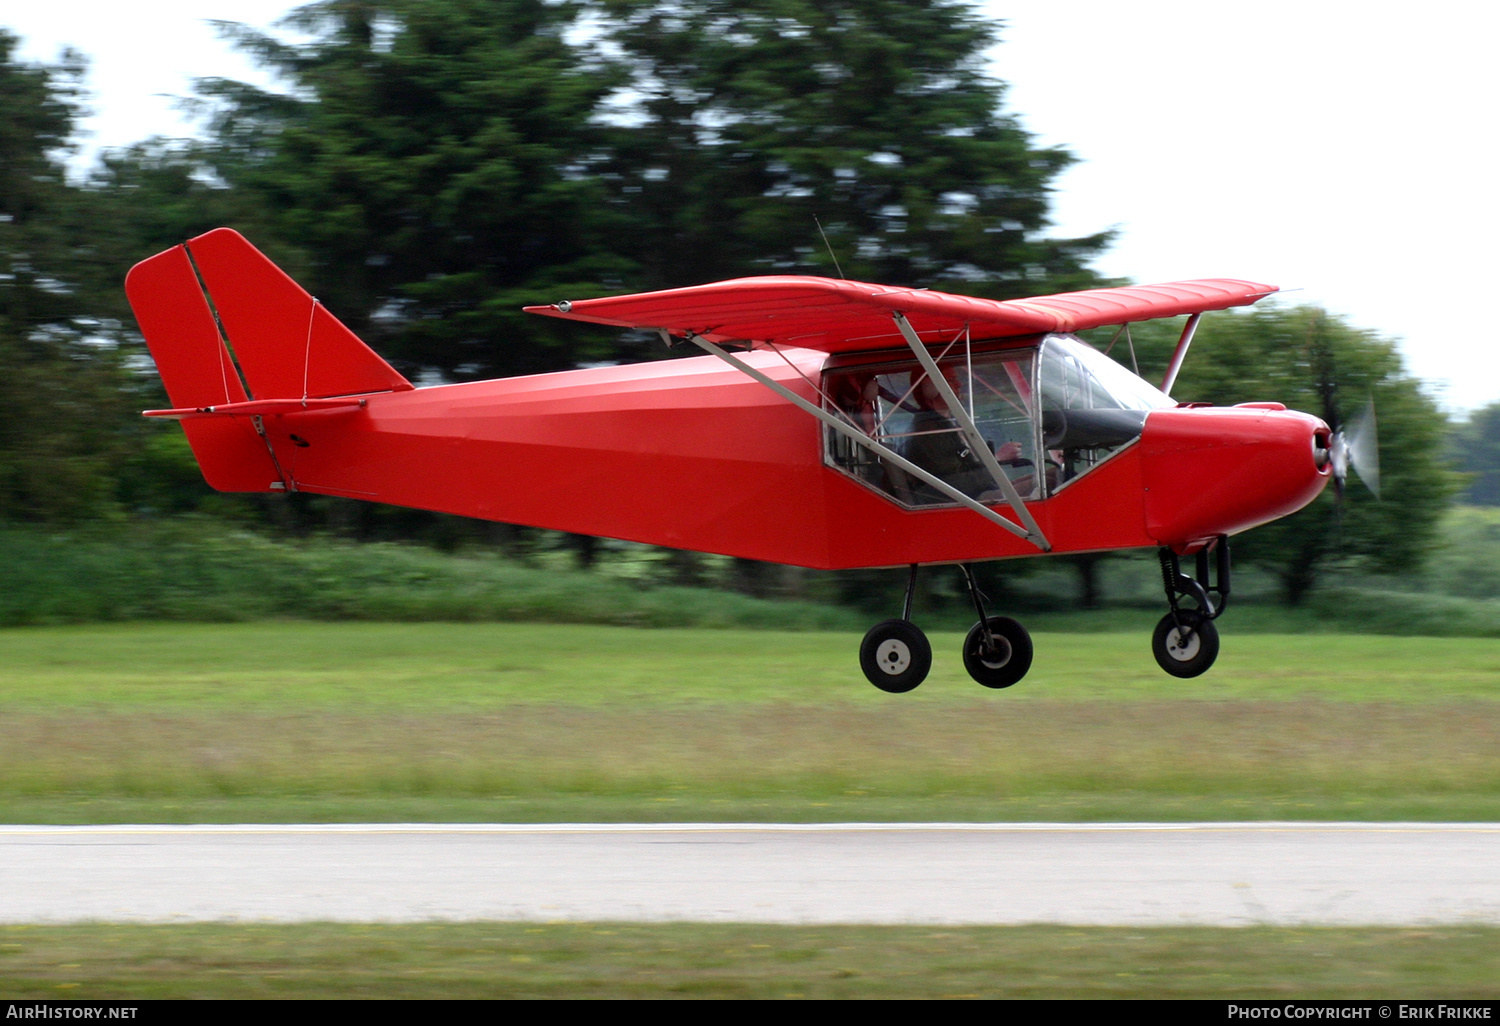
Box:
0;3;1484;620
0;31;142;522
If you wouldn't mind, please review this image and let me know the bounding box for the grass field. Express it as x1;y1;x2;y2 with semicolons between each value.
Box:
3;922;1497;999
4;621;1497;998
2;621;1497;823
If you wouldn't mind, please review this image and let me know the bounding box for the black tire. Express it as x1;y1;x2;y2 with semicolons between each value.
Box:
1152;611;1220;678
962;616;1033;689
859;619;932;693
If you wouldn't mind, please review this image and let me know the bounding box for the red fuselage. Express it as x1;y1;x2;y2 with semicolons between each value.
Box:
129;229;1326;570
255;348;1329;569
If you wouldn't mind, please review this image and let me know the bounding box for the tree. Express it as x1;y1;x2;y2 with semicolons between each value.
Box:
1450;403;1500;505
1423;505;1500;599
0;31;140;521
187;0;1109;383
1166;306;1458;604
190;0;636;382
595;0;1108;295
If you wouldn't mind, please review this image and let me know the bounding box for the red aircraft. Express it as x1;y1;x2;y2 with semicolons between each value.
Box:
127;228;1340;692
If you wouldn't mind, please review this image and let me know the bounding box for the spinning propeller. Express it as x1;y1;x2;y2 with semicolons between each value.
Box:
1326;396;1380;500
1309;332;1381;501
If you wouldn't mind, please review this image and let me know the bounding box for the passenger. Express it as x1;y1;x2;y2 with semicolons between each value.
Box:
832;373;879;435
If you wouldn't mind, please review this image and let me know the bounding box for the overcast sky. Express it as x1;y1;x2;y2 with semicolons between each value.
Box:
8;1;1496;412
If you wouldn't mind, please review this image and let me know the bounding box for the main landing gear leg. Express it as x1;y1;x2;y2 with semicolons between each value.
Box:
959;564;1032;689
860;564;932;693
1152;537;1230;678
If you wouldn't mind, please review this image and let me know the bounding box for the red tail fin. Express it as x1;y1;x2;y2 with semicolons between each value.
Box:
126;229;411;492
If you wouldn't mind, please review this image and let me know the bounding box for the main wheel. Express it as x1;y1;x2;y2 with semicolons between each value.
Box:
962;616;1033;689
1152;611;1220;678
859;619;932;693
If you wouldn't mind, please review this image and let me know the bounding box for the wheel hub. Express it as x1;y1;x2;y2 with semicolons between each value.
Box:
977;637;1012;669
874;638;912;675
1166;626;1201;660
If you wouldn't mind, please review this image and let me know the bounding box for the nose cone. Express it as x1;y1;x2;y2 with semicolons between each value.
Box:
1140;406;1331;548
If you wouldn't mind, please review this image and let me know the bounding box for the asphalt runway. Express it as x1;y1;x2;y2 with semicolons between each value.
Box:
2;822;1497;926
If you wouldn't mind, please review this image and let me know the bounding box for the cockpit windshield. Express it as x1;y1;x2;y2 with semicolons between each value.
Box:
1039;335;1174;414
823;334;1166;508
1037;335;1173;487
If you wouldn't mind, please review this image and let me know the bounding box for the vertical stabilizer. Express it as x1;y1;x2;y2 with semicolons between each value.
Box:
126;229;412;492
183;228;412;400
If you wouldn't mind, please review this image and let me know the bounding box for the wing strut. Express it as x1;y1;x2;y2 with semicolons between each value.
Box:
890;313;1049;550
678;330;1049;550
1160;312;1202;397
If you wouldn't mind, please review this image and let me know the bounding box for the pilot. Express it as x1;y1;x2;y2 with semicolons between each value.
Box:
906;376;991;501
982;441;1060;500
897;370;1059;504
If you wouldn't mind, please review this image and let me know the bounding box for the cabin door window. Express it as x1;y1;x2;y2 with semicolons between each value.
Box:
824;348;1041;508
824;334;1174;508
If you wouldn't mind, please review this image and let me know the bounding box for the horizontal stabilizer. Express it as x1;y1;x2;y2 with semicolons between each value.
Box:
144;397;369;420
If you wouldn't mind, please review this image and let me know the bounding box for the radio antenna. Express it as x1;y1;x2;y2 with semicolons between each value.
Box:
814;215;846;279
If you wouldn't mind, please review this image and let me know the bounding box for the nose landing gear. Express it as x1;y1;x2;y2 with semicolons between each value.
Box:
857;563;1034;693
1152;609;1219;677
1153;538;1229;678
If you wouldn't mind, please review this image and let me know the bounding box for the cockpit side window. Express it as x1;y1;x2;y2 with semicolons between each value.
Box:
823;334;1168;509
824;347;1041;508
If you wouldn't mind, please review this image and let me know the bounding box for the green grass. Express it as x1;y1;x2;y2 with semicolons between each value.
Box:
1;922;1496;998
4;622;1496;997
1;622;1497;823
7;621;1500;709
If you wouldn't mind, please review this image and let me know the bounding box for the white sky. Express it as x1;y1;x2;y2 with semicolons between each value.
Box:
8;1;1497;411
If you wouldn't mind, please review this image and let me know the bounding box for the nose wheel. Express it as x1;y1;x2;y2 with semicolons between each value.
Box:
1153;540;1229;678
1152;610;1219;678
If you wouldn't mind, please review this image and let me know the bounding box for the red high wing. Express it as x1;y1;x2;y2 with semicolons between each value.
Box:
524;276;1277;352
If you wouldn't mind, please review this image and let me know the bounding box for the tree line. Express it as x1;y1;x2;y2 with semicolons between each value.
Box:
0;1;1478;607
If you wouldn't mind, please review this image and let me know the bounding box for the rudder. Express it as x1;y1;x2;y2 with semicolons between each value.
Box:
127;242;270;491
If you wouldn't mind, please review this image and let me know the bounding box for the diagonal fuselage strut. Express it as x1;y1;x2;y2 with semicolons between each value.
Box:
677;322;1051;552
